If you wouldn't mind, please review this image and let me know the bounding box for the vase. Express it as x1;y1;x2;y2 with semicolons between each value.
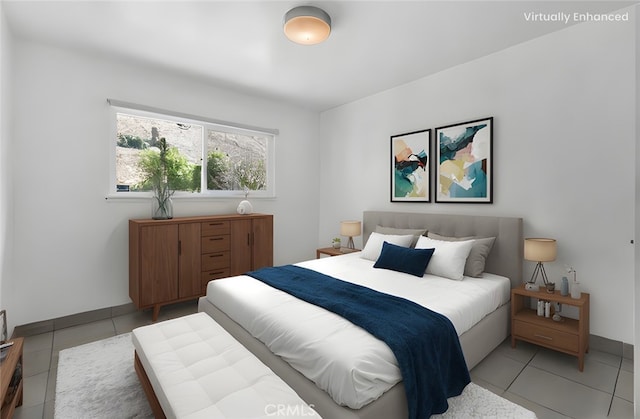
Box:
560;277;569;296
236;200;253;215
570;282;581;299
152;196;173;220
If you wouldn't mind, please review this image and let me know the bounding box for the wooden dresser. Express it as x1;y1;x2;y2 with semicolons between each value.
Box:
129;214;273;320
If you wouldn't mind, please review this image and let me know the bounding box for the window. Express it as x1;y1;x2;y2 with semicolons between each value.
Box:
109;102;275;198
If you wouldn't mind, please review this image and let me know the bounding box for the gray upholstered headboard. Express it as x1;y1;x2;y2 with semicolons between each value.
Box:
363;211;523;288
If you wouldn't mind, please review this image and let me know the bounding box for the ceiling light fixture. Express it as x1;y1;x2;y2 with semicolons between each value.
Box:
283;6;331;45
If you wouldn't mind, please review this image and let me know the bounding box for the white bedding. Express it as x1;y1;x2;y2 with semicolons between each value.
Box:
205;252;510;410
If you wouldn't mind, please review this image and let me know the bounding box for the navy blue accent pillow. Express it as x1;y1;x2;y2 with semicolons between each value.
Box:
373;241;435;277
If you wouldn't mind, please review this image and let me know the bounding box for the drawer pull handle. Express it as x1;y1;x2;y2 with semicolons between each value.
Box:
534;334;553;341
210;254;223;258
209;223;224;226
209;271;225;276
209;237;224;241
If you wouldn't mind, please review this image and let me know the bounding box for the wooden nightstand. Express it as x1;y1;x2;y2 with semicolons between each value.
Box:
316;247;360;258
511;284;589;371
1;337;24;419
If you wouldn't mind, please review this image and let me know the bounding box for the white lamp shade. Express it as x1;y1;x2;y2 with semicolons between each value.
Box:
340;221;361;237
284;6;331;45
524;238;557;262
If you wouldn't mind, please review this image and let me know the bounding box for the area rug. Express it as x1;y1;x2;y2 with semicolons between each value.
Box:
55;333;536;418
55;333;152;419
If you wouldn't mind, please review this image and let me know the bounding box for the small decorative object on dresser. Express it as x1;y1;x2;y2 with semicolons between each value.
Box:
236;200;253;215
236;188;253;215
145;138;175;220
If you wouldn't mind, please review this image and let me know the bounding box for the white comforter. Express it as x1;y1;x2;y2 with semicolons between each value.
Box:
205;252;510;409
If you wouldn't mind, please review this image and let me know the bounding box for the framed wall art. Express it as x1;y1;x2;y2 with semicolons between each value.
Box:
0;310;6;343
435;117;493;203
391;129;431;202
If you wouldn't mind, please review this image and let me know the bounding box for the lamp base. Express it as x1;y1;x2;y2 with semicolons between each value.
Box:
528;262;550;286
346;237;355;249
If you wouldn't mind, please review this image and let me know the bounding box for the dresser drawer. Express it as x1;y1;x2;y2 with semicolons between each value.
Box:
514;320;578;352
201;235;230;253
202;251;230;271
201;268;231;293
202;221;230;236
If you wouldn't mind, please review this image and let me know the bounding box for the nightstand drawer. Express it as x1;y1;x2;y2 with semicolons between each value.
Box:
514;320;578;352
202;252;230;271
201;235;230;253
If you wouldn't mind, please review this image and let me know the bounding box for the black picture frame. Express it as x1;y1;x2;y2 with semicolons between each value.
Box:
0;310;6;343
434;117;493;203
391;129;431;202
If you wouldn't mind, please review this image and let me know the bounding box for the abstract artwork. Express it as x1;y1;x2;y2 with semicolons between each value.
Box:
391;129;430;202
0;310;6;343
435;117;493;203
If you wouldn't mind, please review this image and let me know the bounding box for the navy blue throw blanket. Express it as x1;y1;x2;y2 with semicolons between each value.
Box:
246;265;470;419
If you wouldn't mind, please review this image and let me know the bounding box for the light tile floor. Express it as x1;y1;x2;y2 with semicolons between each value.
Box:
13;301;635;419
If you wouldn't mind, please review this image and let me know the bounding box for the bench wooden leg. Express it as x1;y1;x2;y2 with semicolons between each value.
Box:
134;351;166;419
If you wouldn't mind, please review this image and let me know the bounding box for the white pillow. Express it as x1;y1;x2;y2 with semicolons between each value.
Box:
415;236;474;280
360;232;414;261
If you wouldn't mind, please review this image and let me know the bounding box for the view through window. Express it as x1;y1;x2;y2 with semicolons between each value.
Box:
112;108;274;197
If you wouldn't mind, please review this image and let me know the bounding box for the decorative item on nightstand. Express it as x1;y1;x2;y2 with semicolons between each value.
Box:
524;238;557;286
567;265;581;299
331;237;341;249
340;221;361;250
561;276;569;296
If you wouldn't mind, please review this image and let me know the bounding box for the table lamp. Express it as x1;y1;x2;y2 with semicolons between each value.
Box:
524;238;557;286
340;221;361;249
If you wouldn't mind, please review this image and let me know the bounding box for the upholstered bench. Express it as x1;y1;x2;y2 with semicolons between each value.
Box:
132;312;320;419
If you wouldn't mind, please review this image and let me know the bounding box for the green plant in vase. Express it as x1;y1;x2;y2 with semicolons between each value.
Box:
139;137;175;219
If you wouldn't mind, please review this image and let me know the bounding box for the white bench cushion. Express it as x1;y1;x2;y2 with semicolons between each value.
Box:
132;312;320;419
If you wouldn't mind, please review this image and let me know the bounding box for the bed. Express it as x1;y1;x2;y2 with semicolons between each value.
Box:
198;211;523;419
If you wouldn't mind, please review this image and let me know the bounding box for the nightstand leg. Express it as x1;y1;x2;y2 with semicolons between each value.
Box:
17;382;23;407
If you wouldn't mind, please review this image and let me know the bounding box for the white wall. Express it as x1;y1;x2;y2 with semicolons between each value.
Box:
0;3;14;335
7;38;321;332
634;5;639;416
320;15;635;344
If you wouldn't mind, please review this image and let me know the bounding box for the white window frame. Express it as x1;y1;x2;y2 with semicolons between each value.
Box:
107;100;276;199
